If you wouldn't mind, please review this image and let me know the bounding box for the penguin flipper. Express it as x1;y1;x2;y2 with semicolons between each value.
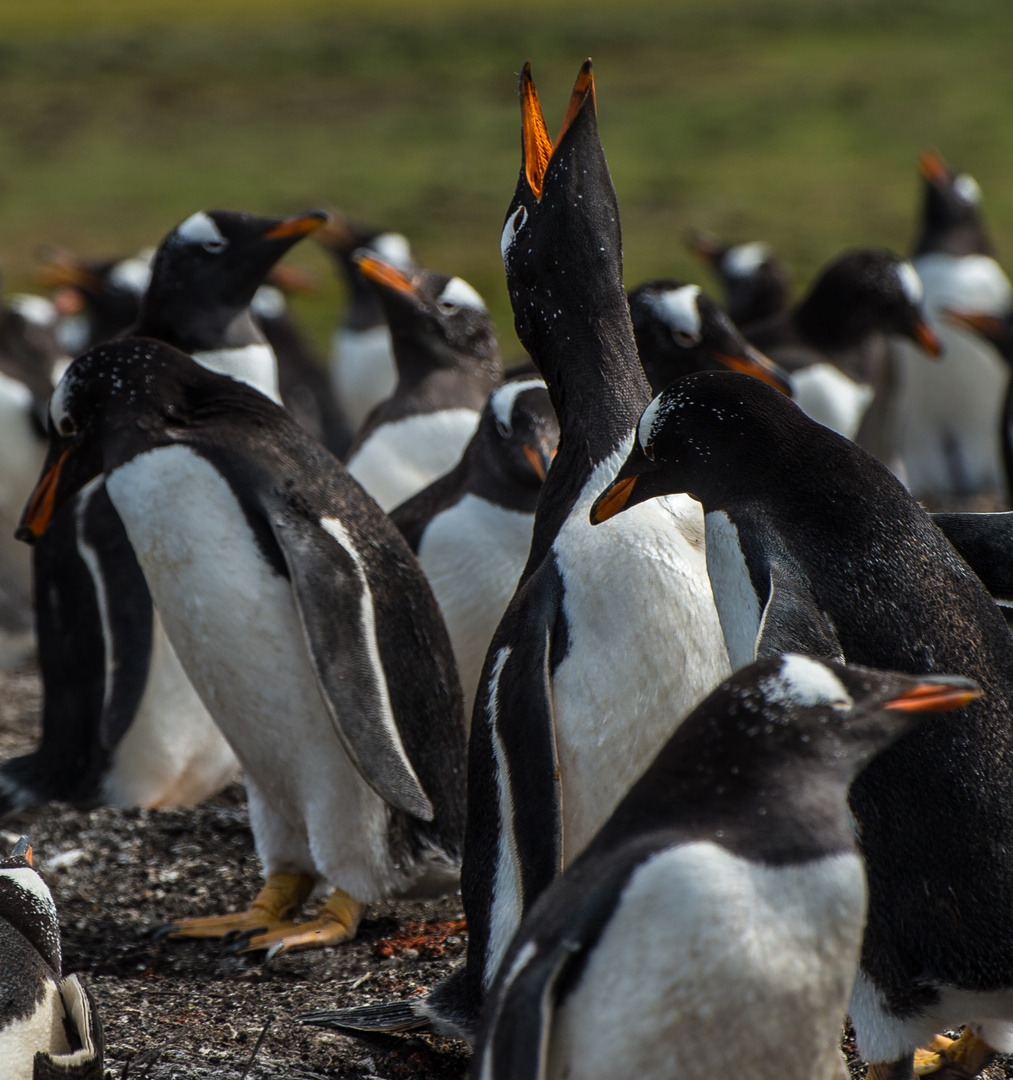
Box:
755;562;844;664
267;506;433;821
32;975;105;1080
932;511;1013;606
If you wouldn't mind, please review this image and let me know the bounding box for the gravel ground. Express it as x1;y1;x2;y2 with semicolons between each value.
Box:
0;663;470;1080
3;658;1012;1080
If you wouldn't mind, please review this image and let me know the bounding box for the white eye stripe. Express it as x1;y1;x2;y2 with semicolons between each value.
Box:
371;232;413;270
647;284;702;342
50;368;76;434
108;256;153;295
722;241;771;279
438;276;487;312
175;211;226;246
953;174;982;206
896;261;924;307
490;377;546;432
637;392;669;456
500;206;528;263
762;654;852;709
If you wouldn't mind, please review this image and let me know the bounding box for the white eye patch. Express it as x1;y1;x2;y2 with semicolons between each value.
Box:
109;256;153;295
371;232;413;271
896;261;924;307
501;206;528;263
490;377;546;434
175;211;226;247
647;284;702;343
953;174;982;206
438;276;487;313
722;241;771;279
764;654;853;709
637;391;671;457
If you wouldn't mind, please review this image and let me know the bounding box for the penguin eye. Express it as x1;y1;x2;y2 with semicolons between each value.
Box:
496;419;511;439
438;300;459;316
673;329;701;347
500;206;529;263
202;239;228;254
57;415;76;436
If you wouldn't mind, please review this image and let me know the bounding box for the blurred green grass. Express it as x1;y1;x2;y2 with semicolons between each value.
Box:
1;0;1012;359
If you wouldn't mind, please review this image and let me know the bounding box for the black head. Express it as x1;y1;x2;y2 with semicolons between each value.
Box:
17;336;280;544
628;279;792;395
590;370;835;523
687;232;791;327
795;248;942;357
136;208;329;350
914;149;993;258
474;377;559;494
353;250;500;374
0;837;62;974
602;653;980;860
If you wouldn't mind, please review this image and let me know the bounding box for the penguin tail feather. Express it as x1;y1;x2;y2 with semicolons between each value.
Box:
295;1000;429;1035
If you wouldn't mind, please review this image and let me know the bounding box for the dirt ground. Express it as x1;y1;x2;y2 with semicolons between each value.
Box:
0;663;471;1080
3;658;1012;1080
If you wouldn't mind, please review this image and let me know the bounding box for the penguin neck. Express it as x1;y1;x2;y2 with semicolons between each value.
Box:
792;289;870;353
134;303;266;355
914;220;994;259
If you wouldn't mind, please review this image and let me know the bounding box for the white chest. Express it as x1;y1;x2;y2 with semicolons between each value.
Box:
346;408;481;512
550;441;730;863
418;494;534;718
194;343;281;403
789;363;875;440
915;253;1012;316
549;844;866;1080
330;325;398;431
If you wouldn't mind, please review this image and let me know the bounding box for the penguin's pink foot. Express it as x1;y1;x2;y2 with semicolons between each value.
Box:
163;872;315;941
227;889;365;959
913;1029;997;1080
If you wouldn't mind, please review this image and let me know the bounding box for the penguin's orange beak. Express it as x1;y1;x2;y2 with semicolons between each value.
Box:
918;148;950;187
354;252;418;298
592;476;638;523
884;679;980;713
20;448;73;541
262;211;330;242
913;319;943;358
522;59;596;201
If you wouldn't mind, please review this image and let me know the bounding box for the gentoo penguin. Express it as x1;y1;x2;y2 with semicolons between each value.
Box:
308;59;729;1041
744;248;941;450
591;370;1013;1080
627;279;792;395
686;231;791;327
19;338;467;957
0;837;104;1079
390;377;559;718
890;150;1011;500
472;655;980;1080
2;209;327;817
344;252;502;512
318;214;417;432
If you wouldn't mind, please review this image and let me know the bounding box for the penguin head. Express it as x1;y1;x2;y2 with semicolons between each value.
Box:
687;233;791;327
0;837;62;975
590;370;815;523
795;248;941;358
628;279;792;395
479;377;559;489
139;209;329;336
353;251;499;372
919;149;985;233
17;337;265;544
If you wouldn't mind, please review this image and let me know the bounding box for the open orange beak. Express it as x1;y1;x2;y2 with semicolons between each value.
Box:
20;448;73;541
522;59;596;201
884;678;980;713
262;211;330;242
913;319;943;358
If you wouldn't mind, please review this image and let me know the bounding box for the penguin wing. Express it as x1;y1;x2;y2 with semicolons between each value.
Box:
932;512;1013;607
266;505;434;821
755;562;844;664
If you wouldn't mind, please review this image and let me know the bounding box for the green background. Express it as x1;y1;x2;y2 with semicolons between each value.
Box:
2;0;1012;361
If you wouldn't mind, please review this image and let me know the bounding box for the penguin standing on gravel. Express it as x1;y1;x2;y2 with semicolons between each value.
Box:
19;337;467;957
1;209;327;817
473;656;980;1080
0;837;104;1080
592;370;1013;1080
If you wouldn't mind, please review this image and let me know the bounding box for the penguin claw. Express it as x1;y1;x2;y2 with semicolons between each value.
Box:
231;890;367;957
912;1030;997;1079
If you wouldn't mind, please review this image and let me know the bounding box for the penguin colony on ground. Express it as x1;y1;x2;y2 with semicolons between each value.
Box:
2;54;1013;1080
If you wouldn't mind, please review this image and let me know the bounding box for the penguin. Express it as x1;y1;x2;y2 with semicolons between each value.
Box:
591;370;1013;1080
744;248;941;450
471;655;980;1080
19;337;467;957
890;149;1011;500
627;279;793;395
929;509;1013;629
344;251;503;512
390;377;559;718
0;837;104;1080
686;231;791;328
1;209;327;817
306;60;730;1041
318;214;417;432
